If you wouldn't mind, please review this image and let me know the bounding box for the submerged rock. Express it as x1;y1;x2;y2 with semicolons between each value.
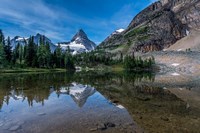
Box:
97;122;116;131
37;113;46;116
90;128;98;132
105;122;116;128
161;116;169;121
97;123;107;130
136;97;150;101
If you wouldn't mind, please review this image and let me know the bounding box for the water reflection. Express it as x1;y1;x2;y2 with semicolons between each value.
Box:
0;71;154;109
57;83;96;107
0;71;199;133
3;82;96;108
0;72;145;133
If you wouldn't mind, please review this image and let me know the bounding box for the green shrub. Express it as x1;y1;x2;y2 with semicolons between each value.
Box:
125;26;149;38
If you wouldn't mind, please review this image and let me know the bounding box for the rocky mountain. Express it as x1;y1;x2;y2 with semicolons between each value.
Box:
57;29;96;55
99;29;125;49
33;33;57;52
99;0;200;54
10;36;28;48
10;33;57;52
5;29;96;54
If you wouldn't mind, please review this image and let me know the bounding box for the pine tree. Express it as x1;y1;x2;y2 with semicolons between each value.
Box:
19;45;24;66
25;36;36;67
64;47;75;70
0;42;5;68
0;30;5;68
0;30;5;45
55;44;62;68
12;43;20;65
4;36;12;63
45;42;51;68
37;36;46;67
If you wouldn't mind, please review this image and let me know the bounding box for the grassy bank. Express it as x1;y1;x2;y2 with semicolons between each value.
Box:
81;64;154;73
0;68;66;73
0;64;155;74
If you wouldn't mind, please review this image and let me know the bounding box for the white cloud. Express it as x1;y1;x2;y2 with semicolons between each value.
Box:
0;0;72;42
0;0;158;43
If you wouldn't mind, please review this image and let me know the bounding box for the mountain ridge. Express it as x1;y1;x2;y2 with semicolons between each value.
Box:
9;29;96;54
99;0;200;54
10;33;57;52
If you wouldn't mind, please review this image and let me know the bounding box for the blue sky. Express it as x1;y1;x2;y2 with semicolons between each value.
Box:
0;0;156;44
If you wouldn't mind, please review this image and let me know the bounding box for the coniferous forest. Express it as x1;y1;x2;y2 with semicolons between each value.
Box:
0;29;154;71
0;30;75;70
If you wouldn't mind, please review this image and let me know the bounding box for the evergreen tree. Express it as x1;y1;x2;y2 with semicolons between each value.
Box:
25;36;36;67
64;46;75;70
4;36;12;63
123;55;154;70
37;36;46;67
0;30;5;68
12;43;20;65
0;30;5;45
19;45;24;66
45;42;51;68
55;44;62;68
0;42;5;68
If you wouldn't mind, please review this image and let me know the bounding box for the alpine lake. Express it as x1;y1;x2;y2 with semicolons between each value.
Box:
0;71;200;133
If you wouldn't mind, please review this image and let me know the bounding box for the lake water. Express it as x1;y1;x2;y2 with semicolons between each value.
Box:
0;71;199;133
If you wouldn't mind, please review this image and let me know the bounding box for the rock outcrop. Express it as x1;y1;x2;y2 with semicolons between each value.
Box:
99;0;200;53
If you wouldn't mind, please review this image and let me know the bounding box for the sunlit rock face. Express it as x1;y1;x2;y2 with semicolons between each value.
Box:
160;0;169;5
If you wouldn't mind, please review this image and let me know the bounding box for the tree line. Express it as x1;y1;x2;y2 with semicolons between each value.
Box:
0;30;75;70
0;29;155;70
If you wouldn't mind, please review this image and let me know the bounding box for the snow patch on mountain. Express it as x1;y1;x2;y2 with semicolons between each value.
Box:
112;28;125;35
57;29;96;54
10;36;29;49
10;34;57;52
116;29;125;33
9;29;96;54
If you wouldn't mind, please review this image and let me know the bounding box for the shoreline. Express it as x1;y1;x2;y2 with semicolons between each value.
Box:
0;68;67;74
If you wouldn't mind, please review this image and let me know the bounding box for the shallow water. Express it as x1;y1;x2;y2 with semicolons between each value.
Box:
0;72;199;133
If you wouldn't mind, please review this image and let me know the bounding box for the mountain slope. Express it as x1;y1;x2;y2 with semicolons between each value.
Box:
99;0;200;54
9;29;96;54
166;30;200;51
58;29;96;54
10;34;57;52
100;29;125;49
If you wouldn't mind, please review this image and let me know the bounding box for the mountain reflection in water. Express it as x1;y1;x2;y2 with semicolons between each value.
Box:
0;72;144;133
57;83;96;107
0;71;199;133
4;82;96;108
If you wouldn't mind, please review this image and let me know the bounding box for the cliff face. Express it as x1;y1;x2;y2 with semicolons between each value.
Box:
99;0;200;53
160;0;200;30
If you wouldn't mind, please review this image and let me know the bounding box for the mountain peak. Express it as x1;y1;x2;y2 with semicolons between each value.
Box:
36;33;41;36
71;29;88;41
78;29;85;34
58;29;96;54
